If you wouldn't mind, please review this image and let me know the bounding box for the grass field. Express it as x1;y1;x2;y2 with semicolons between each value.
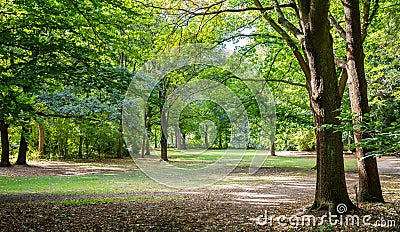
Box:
0;150;358;195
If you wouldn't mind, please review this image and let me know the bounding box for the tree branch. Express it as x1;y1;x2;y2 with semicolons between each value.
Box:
253;0;310;93
214;33;280;45
338;68;348;101
329;14;346;40
271;0;303;41
136;0;294;16
241;78;306;88
334;58;347;69
361;0;380;42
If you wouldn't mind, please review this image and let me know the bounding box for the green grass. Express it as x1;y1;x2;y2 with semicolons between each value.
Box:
167;149;358;171
0;150;359;196
0;171;166;195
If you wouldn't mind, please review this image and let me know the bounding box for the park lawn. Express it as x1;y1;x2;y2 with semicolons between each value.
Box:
0;171;166;195
0;150;358;196
167;149;358;171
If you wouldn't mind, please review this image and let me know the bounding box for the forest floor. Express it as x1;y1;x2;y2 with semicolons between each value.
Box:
0;154;399;231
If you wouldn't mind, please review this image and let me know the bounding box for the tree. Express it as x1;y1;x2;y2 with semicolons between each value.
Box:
16;123;29;165
0;120;11;167
295;0;355;211
341;0;384;202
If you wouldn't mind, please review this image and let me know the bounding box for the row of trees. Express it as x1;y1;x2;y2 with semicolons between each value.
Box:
0;0;312;165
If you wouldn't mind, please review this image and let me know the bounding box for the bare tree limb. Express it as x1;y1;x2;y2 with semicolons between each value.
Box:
271;0;303;41
135;0;294;16
361;0;380;42
338;68;348;101
329;14;346;40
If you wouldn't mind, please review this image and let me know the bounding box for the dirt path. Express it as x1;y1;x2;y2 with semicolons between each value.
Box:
378;157;400;174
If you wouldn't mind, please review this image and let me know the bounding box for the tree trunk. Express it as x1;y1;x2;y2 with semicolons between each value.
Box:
175;126;182;150
78;135;83;159
0;120;11;167
85;135;90;157
270;138;276;156
38;123;45;158
16;124;29;165
117;113;123;159
145;135;150;155
342;0;384;203
160;104;168;161
154;128;158;148
170;131;174;148
182;133;187;150
145;122;152;155
218;133;223;149
298;1;355;213
141;134;146;158
204;124;209;149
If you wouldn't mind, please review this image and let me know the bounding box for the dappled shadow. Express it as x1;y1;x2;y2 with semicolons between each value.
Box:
0;159;138;177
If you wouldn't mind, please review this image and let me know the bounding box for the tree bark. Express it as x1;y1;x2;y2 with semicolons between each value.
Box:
38;123;45;158
160;101;168;161
204;124;209;149
298;1;355;213
78;135;83;159
145;121;152;155
175;126;182;150
182;133;187;150
270;138;276;156
0;120;11;167
218;133;223;149
141;134;146;158
117;113;123;159
16;124;29;165
342;0;384;203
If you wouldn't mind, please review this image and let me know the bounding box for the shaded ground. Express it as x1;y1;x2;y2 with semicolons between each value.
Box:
0;156;399;231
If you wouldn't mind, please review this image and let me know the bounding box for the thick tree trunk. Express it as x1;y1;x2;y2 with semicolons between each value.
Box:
16;124;29;165
38;123;45;158
0;120;11;167
342;0;384;203
298;1;355;213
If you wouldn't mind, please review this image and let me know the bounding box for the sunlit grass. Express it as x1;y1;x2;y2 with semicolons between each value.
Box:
167;149;358;171
0;171;166;195
0;149;359;196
